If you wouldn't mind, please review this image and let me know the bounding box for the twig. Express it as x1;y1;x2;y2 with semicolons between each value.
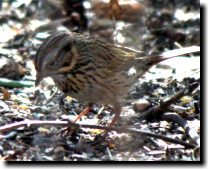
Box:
139;82;199;120
0;120;197;149
0;120;67;133
106;147;114;160
162;112;200;146
138;82;200;145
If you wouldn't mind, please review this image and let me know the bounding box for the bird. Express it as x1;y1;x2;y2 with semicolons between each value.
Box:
34;32;199;127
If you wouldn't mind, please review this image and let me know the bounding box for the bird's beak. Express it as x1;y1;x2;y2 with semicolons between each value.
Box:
35;73;43;86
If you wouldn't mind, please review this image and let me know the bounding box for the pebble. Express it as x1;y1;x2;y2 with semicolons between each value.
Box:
30;106;49;114
0;100;10;113
32;112;45;119
133;99;150;112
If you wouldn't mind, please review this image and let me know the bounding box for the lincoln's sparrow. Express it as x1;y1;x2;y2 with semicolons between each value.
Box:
34;32;199;126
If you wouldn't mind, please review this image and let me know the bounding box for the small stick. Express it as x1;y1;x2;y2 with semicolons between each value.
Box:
0;119;197;148
139;82;199;120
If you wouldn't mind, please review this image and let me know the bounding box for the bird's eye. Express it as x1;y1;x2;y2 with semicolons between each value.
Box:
49;60;57;67
61;53;72;67
62;61;70;67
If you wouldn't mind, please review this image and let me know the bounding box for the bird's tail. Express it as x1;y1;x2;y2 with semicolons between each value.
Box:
132;46;200;82
143;46;200;66
159;46;200;59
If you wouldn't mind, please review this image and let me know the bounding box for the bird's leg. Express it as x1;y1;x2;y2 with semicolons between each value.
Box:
91;102;122;145
59;103;93;136
73;103;93;122
109;102;122;127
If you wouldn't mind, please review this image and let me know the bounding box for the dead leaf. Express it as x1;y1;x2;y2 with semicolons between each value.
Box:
2;88;11;100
